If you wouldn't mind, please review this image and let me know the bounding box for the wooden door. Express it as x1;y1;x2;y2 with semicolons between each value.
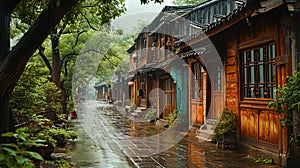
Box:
190;62;206;126
159;78;176;119
209;64;224;119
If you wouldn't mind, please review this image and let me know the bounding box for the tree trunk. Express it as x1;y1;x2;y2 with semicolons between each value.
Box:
0;4;15;140
0;7;10;60
62;86;67;114
0;98;11;141
51;30;62;88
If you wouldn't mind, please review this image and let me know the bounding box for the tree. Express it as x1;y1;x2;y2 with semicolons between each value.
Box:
172;0;206;6
13;0;126;114
0;0;79;138
0;0;162;140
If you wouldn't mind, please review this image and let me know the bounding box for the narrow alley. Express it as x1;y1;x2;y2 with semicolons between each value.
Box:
67;100;282;168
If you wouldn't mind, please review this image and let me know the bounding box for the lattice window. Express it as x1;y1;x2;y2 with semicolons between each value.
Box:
214;64;222;91
241;43;276;99
192;62;203;99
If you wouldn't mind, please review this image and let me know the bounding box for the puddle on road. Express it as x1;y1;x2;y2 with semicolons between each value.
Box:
61;102;282;168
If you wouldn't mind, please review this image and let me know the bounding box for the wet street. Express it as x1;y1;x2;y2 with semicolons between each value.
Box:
68;100;282;168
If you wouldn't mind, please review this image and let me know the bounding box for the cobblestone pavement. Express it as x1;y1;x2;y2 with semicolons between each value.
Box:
69;100;282;168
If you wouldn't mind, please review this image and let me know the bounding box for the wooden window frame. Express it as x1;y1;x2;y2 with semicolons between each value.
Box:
139;75;146;99
192;62;203;101
214;64;222;91
240;42;276;100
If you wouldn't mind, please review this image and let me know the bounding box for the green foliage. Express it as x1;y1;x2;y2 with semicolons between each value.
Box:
145;109;157;121
212;108;236;141
46;128;78;145
268;69;300;127
10;58;49;124
128;104;136;112
42;159;71;168
0;128;44;168
268;69;300;146
254;158;273;164
167;110;179;126
35;128;78;147
10;57;62;124
43;82;62;113
26;115;78;147
67;100;76;113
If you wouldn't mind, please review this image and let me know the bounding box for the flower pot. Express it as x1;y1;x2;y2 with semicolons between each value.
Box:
29;144;48;158
44;145;55;160
217;131;236;150
70;111;77;119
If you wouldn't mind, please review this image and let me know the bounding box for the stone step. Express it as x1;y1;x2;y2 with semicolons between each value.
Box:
155;119;168;128
197;131;214;142
196;121;216;142
206;119;217;125
134;109;142;113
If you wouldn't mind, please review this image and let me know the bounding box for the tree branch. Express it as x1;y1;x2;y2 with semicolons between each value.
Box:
0;0;79;98
38;46;52;75
81;11;98;31
58;22;67;37
103;55;117;67
62;52;78;63
73;30;86;48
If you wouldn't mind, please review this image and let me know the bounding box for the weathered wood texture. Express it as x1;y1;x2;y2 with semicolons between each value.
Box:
240;108;279;144
222;6;289;147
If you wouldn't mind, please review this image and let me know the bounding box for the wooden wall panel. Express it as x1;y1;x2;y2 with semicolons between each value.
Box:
191;104;197;126
241;108;279;145
191;103;204;125
213;92;223;118
225;29;239;116
269;112;279;144
197;105;204;125
240;108;258;140
259;112;268;142
259;110;279;144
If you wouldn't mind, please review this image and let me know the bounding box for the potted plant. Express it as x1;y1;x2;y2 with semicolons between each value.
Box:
46;128;78;147
212;108;237;149
41;159;71;168
167;110;179;127
67;100;77;119
27;115;78;158
144;109;157;122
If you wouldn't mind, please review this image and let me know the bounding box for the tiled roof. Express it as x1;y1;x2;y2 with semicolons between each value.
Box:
174;1;248;46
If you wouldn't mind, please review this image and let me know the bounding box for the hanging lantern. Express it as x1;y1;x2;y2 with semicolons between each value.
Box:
128;81;134;86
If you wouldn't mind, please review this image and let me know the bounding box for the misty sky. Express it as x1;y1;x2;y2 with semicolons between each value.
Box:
112;0;174;33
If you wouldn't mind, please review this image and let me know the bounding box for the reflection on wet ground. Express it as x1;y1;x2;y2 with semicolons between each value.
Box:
66;100;282;168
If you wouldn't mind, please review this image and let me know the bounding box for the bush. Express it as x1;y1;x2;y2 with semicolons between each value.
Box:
0;128;44;168
268;69;300;146
212;108;236;142
167;110;179;126
46;128;78;146
42;159;71;168
145;109;157;121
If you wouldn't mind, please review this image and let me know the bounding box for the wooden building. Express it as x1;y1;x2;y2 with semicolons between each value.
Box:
128;0;300;167
94;82;111;100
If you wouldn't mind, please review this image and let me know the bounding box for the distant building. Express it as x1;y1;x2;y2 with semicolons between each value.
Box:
94;82;111;100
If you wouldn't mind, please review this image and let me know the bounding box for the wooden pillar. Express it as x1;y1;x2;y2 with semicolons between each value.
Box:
146;74;149;108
